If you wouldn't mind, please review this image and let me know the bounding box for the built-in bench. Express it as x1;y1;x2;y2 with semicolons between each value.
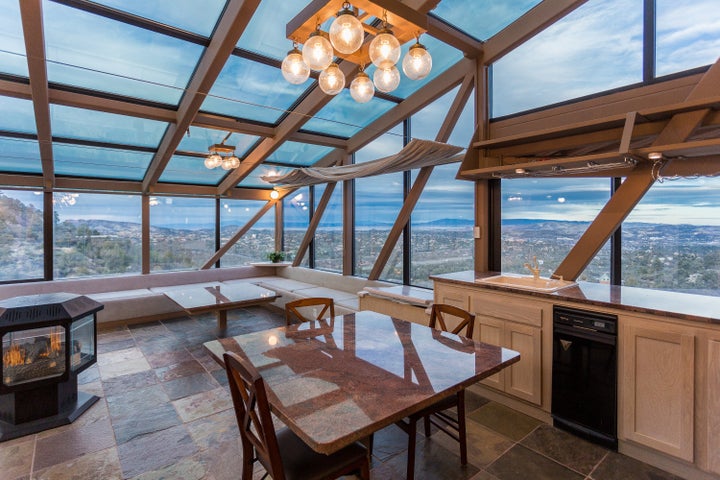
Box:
358;285;433;325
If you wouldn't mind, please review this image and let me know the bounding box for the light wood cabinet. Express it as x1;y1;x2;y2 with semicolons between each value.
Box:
621;320;695;462
434;283;472;311
701;333;720;474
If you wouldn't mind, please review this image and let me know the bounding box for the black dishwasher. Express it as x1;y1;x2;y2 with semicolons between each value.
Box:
551;306;618;450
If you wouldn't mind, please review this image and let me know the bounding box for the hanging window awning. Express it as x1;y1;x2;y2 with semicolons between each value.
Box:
261;139;464;186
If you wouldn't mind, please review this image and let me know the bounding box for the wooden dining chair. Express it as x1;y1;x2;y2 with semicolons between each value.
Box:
396;303;475;480
224;351;370;480
284;297;335;325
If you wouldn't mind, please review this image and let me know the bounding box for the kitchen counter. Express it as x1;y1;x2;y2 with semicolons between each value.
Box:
430;270;720;325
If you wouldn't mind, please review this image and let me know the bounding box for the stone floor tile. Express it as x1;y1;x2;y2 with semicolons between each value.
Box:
198;438;244;480
185;408;239;451
77;364;101;384
210;368;229;386
34;416;116;471
0;435;34;480
33;446;122;480
107;384;181;444
487;445;583;480
98;347;151;380
155;359;205;382
98;338;136;354
102;369;158;397
128;321;172;339
117;424;198;479
469;471;501;480
36;397;111;440
172;387;233;423
97;327;133;344
432;417;514;469
464;389;491;414
468;402;542;441
590;451;686;480
145;347;194;369
521;424;608;475
369;424;418;462
378;437;479;480
128;455;206;480
162;371;219;401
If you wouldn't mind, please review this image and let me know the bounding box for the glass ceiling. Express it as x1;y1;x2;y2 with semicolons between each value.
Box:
431;0;543;41
0;96;37;134
0;137;42;174
303;90;396;138
0;0;27;77
266;141;334;167
159;154;229;185
177;127;259;158
53;143;154;181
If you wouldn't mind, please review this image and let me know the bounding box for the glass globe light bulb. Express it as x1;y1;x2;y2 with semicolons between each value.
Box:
302;32;333;71
281;47;310;84
350;70;374;103
369;29;400;67
205;153;222;169
222;155;240;170
373;63;400;93
318;63;345;95
402;42;432;80
329;4;364;54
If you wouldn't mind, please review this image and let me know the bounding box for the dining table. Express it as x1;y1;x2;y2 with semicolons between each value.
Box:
203;310;520;455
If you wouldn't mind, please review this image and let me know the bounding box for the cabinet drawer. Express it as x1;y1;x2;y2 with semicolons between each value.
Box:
473;296;543;327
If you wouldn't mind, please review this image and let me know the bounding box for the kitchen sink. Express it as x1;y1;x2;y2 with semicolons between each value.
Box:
477;274;577;292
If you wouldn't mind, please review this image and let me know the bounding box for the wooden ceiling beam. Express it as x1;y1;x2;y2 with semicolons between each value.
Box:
142;0;262;193
482;0;588;64
19;0;54;189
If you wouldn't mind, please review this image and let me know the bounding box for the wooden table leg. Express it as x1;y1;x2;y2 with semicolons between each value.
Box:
217;310;227;332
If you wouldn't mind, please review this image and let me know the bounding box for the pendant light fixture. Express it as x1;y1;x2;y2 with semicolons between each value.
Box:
302;29;334;71
329;2;364;55
402;37;432;81
373;63;400;93
350;67;374;103
205;133;241;170
318;63;345;95
369;12;400;68
281;43;310;84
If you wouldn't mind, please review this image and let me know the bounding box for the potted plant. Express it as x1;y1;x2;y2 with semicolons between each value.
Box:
266;251;286;263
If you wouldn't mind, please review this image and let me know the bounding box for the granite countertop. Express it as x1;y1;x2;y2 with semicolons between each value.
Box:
430;270;720;325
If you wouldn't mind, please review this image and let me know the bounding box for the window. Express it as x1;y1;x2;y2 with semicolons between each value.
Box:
501;178;611;282
149;196;214;271
0;190;43;281
622;177;720;296
314;184;343;273
54;193;141;278
492;0;643;117
283;188;310;267
220;199;275;267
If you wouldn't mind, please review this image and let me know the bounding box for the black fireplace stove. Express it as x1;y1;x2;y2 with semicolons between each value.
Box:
0;293;103;441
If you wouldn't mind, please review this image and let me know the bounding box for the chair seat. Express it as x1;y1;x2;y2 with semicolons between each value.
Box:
277;427;368;480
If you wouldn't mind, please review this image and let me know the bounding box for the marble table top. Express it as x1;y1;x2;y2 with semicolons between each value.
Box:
204;310;520;454
163;283;277;314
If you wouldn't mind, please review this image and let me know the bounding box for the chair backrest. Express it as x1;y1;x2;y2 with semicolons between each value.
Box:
285;297;335;325
224;351;285;480
429;303;475;338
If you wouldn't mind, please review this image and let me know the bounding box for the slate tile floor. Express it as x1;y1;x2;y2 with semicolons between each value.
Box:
1;307;687;480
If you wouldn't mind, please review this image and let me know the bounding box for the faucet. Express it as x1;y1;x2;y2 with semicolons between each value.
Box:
524;256;541;280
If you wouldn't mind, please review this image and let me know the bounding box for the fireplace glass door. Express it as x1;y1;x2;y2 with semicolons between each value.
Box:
70;314;95;372
2;326;66;387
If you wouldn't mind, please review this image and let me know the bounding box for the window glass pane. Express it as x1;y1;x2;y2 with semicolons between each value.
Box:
501;178;611;283
492;0;643;118
656;0;720;77
237;165;293;189
303;90;396;138
411;93;475;287
0;0;28;77
177;127;258;157
54;193;141;278
0;137;42;174
53;143;153;181
266;141;334;167
284;188;309;267
237;0;302;61
220;199;275;267
43;0;204;105
159;155;228;185
0;96;37;134
431;0;542;41
0;190;43;281
50;105;168;147
202;56;308;124
91;0;227;37
355;127;404;281
150;196;215;271
622;177;720;296
314;183;343;273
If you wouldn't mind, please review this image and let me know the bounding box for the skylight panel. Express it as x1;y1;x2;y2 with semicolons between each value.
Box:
42;0;204;106
91;0;227;37
0;0;28;77
266;141;334;167
159;154;229;185
201;55;310;125
0;96;37;134
302;90;395;138
50;105;168;147
431;0;542;41
236;0;303;61
177;127;259;158
0;137;42;174
53;143;153;181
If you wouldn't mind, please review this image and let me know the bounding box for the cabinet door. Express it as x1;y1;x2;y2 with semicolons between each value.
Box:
622;325;694;461
476;316;505;390
504;321;542;405
435;285;470;311
706;336;720;474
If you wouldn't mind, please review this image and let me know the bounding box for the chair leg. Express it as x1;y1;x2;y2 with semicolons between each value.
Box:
241;447;254;480
457;391;467;466
407;419;416;480
423;414;431;437
359;456;371;480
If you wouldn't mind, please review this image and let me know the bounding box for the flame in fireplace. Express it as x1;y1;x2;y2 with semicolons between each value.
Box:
38;330;62;359
3;343;26;367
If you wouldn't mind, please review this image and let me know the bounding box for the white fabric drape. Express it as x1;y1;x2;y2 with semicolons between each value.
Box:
261;139;464;186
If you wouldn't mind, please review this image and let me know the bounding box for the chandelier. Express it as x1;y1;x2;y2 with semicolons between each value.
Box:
281;1;432;103
204;132;240;170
